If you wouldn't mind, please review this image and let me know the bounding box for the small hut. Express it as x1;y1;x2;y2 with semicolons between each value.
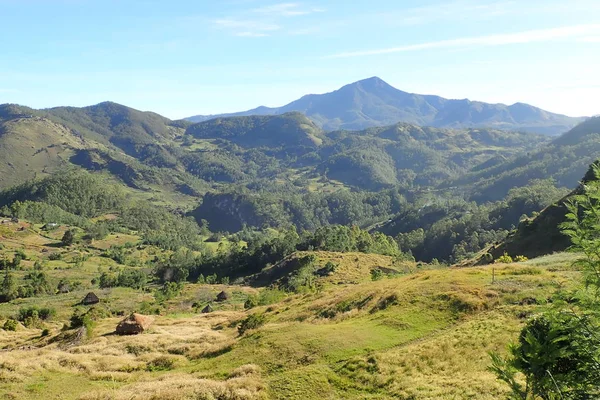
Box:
81;292;99;305
215;291;230;302
116;313;154;335
201;304;213;314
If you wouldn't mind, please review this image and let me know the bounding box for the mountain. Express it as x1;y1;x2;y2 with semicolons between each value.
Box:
187;77;584;135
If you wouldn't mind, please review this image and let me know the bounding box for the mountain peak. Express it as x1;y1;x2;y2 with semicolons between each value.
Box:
186;78;584;135
349;76;394;90
355;76;386;84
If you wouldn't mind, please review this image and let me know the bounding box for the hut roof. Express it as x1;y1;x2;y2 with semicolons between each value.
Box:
215;291;230;302
201;304;213;313
116;313;154;335
82;292;99;305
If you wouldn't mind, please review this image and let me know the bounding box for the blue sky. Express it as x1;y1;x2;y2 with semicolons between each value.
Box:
1;0;599;118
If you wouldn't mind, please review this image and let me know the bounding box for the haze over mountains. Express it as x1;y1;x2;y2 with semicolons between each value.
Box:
187;77;585;136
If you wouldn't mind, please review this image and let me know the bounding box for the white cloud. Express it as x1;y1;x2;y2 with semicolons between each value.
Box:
214;18;280;31
577;36;600;43
389;0;515;26
252;3;325;17
327;24;600;58
214;2;325;37
236;31;269;37
213;18;280;37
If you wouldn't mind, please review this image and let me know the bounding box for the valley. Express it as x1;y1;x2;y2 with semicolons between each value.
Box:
0;79;599;399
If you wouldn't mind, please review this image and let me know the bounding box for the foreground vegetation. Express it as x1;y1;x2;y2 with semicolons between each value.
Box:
0;221;582;399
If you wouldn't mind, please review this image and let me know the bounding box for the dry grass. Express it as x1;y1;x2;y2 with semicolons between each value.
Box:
79;365;266;400
0;248;583;399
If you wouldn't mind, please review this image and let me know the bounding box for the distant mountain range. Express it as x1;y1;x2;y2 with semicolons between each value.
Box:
187;77;585;136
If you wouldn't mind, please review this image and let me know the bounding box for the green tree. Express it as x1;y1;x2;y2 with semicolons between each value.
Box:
61;229;76;247
490;164;600;399
0;269;18;302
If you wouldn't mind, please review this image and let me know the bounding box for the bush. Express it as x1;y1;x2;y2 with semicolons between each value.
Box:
41;328;50;337
18;306;55;322
244;295;258;310
61;229;76;246
515;255;528;262
494;252;513;264
238;313;266;335
146;356;176;371
258;288;286;306
154;282;183;303
69;308;99;335
3;319;18;331
370;268;384;281
316;261;337;276
39;307;56;320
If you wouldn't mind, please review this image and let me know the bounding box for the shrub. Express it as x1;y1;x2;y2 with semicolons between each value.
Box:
38;307;56;320
238;313;266;335
18;306;55;322
371;268;384;281
244;295;258;310
494;252;513;264
146;356;176;371
515;255;528;262
316;261;337;276
69;308;101;336
155;282;183;303
48;252;62;261
258;289;286;306
61;229;76;247
3;319;18;331
41;328;50;337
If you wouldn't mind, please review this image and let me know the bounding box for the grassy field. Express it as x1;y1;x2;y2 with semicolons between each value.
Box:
0;219;582;400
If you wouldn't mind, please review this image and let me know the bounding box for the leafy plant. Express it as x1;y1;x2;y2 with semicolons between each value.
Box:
495;252;513;264
238;313;266;336
3;319;18;331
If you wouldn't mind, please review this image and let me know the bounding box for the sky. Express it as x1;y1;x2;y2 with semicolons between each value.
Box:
0;0;599;118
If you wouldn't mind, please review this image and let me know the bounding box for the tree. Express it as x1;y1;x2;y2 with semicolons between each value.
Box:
0;269;17;302
61;229;76;246
490;164;600;399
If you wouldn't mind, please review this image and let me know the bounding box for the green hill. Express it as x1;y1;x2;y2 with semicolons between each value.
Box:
457;117;600;202
478;161;600;261
186;112;324;148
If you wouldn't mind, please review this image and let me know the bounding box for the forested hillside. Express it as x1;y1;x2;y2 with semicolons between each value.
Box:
455;116;600;202
0;100;596;265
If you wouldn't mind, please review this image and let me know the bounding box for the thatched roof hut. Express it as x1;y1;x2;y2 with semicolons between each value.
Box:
201;304;213;314
115;313;154;335
81;292;99;305
215;291;230;302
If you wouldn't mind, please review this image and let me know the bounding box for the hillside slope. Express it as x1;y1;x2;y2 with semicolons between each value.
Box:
187;77;584;135
0;220;582;400
478;161;599;261
460;116;600;202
